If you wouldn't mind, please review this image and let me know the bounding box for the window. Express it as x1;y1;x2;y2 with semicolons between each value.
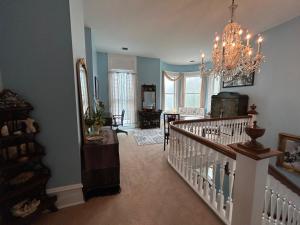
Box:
164;76;176;111
109;71;136;126
206;76;221;112
184;76;202;108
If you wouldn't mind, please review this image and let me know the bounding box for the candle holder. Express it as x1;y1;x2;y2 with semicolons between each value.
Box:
238;121;270;152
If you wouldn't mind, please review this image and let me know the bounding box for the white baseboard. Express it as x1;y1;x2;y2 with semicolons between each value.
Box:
47;183;85;209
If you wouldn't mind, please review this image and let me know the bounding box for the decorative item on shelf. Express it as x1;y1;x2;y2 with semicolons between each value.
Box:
11;199;40;218
1;125;9;136
13;131;22;135
22;118;37;134
0;89;32;110
9;172;35;186
200;0;265;82
276;133;300;174
7;146;18;160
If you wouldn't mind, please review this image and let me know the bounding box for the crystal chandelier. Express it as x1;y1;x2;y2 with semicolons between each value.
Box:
200;0;265;81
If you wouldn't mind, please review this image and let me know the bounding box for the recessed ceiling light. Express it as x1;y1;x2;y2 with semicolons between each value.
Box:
122;47;128;51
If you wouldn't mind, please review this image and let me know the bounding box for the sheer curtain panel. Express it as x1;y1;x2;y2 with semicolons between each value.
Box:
108;71;137;127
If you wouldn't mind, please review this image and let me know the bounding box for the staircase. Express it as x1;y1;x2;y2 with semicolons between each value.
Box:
167;114;300;225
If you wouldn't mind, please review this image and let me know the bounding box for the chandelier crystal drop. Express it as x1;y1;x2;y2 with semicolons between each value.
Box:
200;0;265;81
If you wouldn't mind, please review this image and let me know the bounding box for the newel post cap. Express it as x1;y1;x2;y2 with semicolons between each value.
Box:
229;143;281;160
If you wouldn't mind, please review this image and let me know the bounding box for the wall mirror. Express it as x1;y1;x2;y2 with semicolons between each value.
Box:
76;58;91;141
141;84;156;111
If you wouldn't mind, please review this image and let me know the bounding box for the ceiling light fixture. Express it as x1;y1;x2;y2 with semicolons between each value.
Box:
200;0;265;81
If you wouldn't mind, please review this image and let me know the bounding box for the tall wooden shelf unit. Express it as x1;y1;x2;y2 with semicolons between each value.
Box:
0;90;57;225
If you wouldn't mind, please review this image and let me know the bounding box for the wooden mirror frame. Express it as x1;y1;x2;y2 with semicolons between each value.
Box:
76;58;91;143
141;84;156;111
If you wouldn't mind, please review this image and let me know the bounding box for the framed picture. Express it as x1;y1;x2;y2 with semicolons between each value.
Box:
276;133;300;174
94;77;99;100
223;72;255;88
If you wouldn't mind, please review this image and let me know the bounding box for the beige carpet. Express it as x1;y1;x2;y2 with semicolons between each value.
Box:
34;133;223;225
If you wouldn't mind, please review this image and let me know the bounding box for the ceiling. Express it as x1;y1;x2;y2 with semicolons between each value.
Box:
83;0;300;65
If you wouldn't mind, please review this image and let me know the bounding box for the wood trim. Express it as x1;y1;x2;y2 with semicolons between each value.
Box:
170;124;237;159
173;115;252;125
229;143;282;161
268;165;300;196
171;122;299;197
76;58;91;144
276;133;300;174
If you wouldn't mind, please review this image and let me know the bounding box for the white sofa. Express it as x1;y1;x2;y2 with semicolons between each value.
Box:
178;107;205;118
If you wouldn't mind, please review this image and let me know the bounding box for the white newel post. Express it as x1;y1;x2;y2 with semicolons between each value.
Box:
229;142;281;225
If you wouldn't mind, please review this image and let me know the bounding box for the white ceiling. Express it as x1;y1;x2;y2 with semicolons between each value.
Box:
83;0;300;65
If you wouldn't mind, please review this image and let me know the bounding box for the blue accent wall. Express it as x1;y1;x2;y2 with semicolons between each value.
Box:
220;16;300;185
97;52;109;110
0;0;81;188
137;57;161;109
161;62;200;72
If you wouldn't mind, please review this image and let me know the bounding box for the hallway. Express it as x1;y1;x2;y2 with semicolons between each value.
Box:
35;133;223;225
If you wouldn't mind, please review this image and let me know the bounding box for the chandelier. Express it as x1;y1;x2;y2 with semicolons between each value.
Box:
200;0;265;81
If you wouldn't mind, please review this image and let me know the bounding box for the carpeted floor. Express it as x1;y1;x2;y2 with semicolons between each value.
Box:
34;132;223;225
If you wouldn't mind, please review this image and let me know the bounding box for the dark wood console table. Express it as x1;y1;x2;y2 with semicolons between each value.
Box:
138;110;162;129
81;128;120;200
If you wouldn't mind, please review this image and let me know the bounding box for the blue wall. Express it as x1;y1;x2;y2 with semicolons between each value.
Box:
0;0;81;188
161;62;200;72
220;16;300;185
160;61;214;112
137;57;161;109
96;56;206;112
97;52;109;110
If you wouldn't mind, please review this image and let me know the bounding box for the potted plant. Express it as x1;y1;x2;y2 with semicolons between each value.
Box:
93;100;106;135
83;109;95;135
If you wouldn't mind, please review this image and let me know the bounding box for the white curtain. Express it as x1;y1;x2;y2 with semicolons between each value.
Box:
108;71;137;127
162;71;184;111
206;76;221;112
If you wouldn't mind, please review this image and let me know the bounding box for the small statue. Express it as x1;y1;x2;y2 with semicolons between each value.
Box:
23;118;37;134
1;125;9;136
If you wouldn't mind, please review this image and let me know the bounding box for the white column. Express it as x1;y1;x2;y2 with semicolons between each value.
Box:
231;153;270;225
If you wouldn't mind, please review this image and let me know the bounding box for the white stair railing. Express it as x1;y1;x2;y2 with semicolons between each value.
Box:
176;116;252;145
262;166;300;225
169;122;238;224
168;116;299;225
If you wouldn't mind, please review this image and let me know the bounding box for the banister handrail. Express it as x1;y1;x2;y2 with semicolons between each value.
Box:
268;164;300;196
169;114;300;225
170;123;237;159
173;115;252;125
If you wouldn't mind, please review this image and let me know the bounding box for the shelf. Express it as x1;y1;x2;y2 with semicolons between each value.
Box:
0;152;45;172
0;174;50;204
0;132;38;148
4;195;57;225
